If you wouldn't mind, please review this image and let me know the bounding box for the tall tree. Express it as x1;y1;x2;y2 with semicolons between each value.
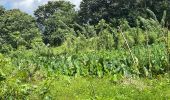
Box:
34;1;76;46
78;0;170;26
0;9;41;50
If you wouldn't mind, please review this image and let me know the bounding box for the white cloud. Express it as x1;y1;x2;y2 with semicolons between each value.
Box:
12;0;35;14
0;0;81;15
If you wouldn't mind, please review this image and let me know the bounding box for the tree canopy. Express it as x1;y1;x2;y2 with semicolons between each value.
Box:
78;0;170;26
0;9;41;52
34;1;76;46
0;0;170;49
0;6;5;15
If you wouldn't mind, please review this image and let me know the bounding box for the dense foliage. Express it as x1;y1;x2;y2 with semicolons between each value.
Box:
0;0;170;99
78;0;170;26
34;1;76;46
0;9;42;53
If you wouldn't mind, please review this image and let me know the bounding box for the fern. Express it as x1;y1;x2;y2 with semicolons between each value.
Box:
161;10;167;27
146;8;158;22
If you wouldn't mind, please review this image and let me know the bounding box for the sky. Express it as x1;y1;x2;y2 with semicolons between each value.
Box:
0;0;81;15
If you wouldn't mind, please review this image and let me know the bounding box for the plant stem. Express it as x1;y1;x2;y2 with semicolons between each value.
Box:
166;28;170;73
145;31;152;76
118;26;135;64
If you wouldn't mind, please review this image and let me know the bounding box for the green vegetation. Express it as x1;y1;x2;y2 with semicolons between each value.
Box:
0;0;170;99
1;75;170;99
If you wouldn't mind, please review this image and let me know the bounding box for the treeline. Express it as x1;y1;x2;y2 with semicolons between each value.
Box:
0;0;170;52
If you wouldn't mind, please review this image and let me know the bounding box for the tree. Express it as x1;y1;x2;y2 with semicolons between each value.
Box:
78;0;170;26
34;1;76;46
0;6;5;15
0;9;41;51
78;0;142;25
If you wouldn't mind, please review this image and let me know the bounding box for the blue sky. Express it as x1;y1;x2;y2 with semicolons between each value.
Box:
0;0;81;15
